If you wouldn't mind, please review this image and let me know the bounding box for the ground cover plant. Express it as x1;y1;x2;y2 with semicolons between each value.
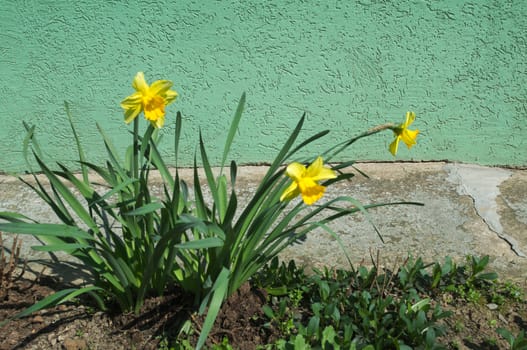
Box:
172;255;527;349
0;72;422;348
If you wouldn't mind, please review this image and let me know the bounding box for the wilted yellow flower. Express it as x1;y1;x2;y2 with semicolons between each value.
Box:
120;72;178;128
389;112;419;156
280;156;337;206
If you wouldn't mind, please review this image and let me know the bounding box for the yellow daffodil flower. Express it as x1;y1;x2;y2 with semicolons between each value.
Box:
120;72;178;128
389;111;419;156
280;156;337;206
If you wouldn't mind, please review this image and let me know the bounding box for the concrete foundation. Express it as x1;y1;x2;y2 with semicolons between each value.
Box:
1;162;526;285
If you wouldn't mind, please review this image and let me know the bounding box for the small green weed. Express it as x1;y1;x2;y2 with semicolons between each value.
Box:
497;328;527;350
492;280;525;306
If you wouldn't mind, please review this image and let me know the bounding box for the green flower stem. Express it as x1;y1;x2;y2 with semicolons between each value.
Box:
324;123;396;162
132;117;139;197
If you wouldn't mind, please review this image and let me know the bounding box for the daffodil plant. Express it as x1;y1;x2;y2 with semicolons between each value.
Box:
0;73;212;316
0;72;421;349
167;95;421;349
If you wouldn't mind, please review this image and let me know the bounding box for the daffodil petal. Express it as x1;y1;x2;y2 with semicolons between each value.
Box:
389;136;400;156
120;92;143;108
280;182;300;202
164;89;178;104
132;72;148;93
285;162;306;181
305;156;323;177
123;106;142;124
312;168;336;182
150;80;174;95
403;111;416;128
304;157;335;181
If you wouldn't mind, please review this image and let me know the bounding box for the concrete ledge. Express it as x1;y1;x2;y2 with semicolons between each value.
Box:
1;162;526;284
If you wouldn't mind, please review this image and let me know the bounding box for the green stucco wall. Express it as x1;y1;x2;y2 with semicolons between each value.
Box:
1;1;526;172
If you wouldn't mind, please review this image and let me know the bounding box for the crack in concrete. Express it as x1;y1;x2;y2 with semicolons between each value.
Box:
446;164;526;257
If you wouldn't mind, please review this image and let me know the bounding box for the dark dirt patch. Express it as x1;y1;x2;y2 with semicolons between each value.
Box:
187;283;276;350
0;277;276;350
435;292;527;349
0;276;192;350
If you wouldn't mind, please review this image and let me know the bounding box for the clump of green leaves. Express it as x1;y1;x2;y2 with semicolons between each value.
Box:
427;255;500;305
170;253;526;349
0;106;208;316
254;257;451;349
254;254;526;349
397;255;502;305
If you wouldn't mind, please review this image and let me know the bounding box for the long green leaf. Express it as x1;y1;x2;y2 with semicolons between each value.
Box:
193;156;208;219
93;177;138;204
196;267;230;350
55;164;94;199
135;214;209;309
96;123;123;164
64;101;89;183
175;237;224;250
53;169;118;251
79;161;113;185
139;124;155;160
18;174;74;226
229;160;237;188
96;123;129;181
261;113;305;185
124;202;163;216
174;111;182;167
3;286;103;321
147;135;175;191
31;243;92;252
233;172;288;245
199;132;221;221
0;223;94;240
314;222;354;271
100;271;126;294
0;211;36;223
34;155;98;232
285;129;330;161
22;124;37;171
99;250;133;298
228;115;306;248
216;175;228;223
220;93;245;171
222;189;238;230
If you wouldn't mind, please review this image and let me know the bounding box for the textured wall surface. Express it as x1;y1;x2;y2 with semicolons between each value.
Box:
1;1;526;172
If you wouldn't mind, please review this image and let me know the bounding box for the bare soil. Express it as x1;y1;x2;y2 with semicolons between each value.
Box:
0;277;275;350
0;274;526;349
